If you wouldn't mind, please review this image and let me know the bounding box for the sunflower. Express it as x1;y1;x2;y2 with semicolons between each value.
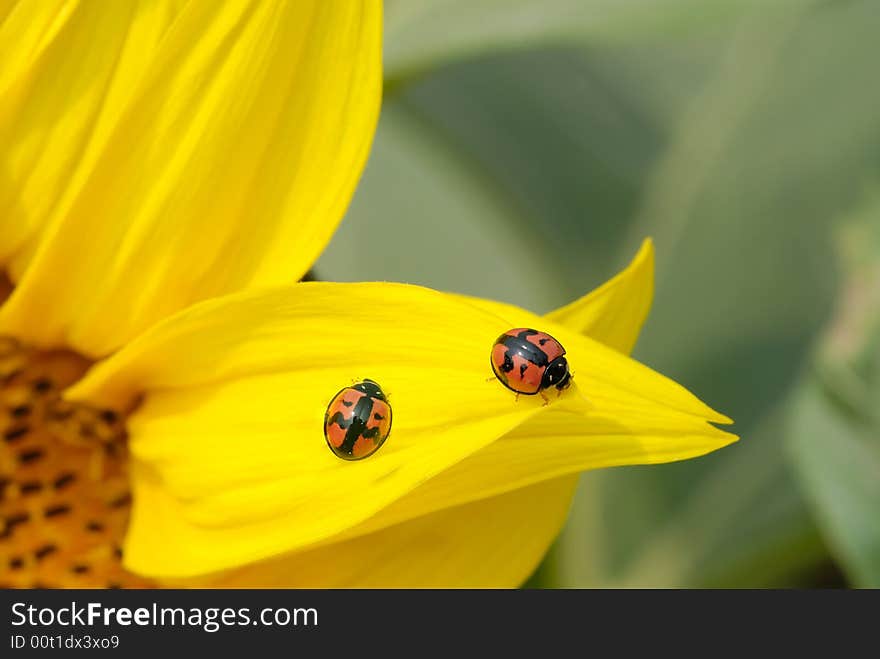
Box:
0;0;734;588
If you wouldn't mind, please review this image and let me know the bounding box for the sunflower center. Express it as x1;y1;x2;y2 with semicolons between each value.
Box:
0;337;152;588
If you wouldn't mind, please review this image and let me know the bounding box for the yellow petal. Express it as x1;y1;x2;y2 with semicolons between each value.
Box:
370;411;734;529
176;478;578;588
68;282;734;578
1;0;185;268
545;239;655;353
0;0;382;357
432;239;655;583
448;239;654;354
203;240;657;586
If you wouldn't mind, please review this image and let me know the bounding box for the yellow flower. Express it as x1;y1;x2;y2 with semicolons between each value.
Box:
0;1;735;588
0;0;381;587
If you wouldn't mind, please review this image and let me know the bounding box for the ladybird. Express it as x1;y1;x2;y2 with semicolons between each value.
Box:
490;328;572;398
324;379;392;460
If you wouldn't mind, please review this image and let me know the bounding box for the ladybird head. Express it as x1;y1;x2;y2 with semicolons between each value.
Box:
353;378;387;401
541;356;571;392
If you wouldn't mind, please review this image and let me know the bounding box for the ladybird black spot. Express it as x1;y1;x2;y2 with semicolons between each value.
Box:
100;409;118;424
501;354;514;373
107;583;122;589
373;413;384;421
34;544;58;560
71;564;90;574
9;556;24;570
44;504;72;518
3;425;29;441
342;400;354;407
519;363;528;378
18;448;44;464
327;411;349;430
85;521;105;533
113;546;123;560
539;338;548;345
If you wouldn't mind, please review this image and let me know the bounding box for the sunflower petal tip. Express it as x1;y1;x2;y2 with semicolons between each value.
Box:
695;427;740;460
716;428;740;448
633;238;655;278
697;400;734;426
712;411;736;426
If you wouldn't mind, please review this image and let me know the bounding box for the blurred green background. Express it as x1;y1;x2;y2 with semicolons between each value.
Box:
317;0;880;587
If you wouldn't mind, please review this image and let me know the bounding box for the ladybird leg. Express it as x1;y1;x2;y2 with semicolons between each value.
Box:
515;392;520;402
486;376;497;383
540;391;550;406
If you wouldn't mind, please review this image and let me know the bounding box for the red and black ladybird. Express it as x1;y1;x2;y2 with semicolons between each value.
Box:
491;328;572;399
324;379;392;460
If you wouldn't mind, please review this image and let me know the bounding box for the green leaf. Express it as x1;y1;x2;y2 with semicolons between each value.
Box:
785;190;880;587
788;377;880;587
384;0;795;89
315;102;561;312
399;1;872;585
536;0;880;587
401;47;676;304
325;0;880;586
403;3;880;586
555;405;828;587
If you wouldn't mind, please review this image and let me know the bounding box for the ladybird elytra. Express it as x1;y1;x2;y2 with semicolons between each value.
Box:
490;328;572;397
323;379;392;460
